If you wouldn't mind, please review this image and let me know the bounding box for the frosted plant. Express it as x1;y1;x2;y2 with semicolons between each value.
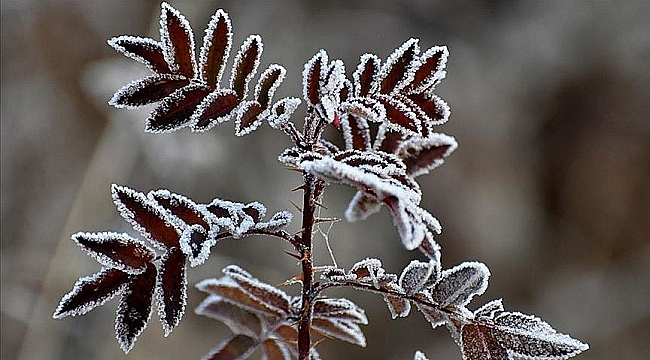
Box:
54;3;589;360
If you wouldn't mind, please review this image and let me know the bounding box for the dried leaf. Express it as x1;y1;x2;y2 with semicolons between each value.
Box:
224;265;291;315
195;296;263;338
202;334;258;360
72;232;155;275
313;298;368;324
461;323;508;360
53;268;129;319
261;339;292;360
115;263;156;353
197;278;284;317
311;318;366;347
474;299;504;320
398;260;437;295
199;9;233;87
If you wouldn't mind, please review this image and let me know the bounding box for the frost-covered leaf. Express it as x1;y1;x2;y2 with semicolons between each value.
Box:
202;334;258;360
108;36;171;74
197;277;282;316
353;53;380;97
178;225;214;267
375;94;421;135
313;298;368;324
384;197;440;250
199;8;232;87
157;247;188;336
53;268;129;319
339;113;372;151
190;89;240;132
474;299;504;320
374;127;405;153
431;262;490;308
349;258;384;286
303;50;327;106
267;97;301;130
377;38;419;94
461;323;509;360
397;133;457;177
419;230;442;265
254;210;293;232
149;189;212;231
490;312;589;360
115;263;156;353
195;295;263;338
398;260;437;295
112;184;181;249
72;232;155;275
407;46;448;94
159;2;196;78
311;318;367;347
145;83;211;133
230;35;263;99
109;74;189;108
407;93;450;127
235;100;264;136
345;191;382;222
261;339;292;360
382;282;411;319
224;265;291;315
255;64;286;108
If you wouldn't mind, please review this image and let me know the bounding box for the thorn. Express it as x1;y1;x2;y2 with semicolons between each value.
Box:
311;200;328;210
291;183;307;192
277;274;303;287
293;229;305;236
285;167;303;173
283;249;302;260
289;200;302;212
314;217;341;224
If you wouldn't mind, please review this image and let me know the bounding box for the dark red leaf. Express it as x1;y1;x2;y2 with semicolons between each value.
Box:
303;50;326;106
379;39;418;94
341;115;371;150
203;334;258;360
148;189;210;231
112;185;181;249
116;263;156;353
397;134;457;177
190;89;240;131
53;268;130;319
255;65;285;108
108;36;171;74
199;9;232;87
374;126;404;153
158;247;187;336
195;297;263;338
407;93;450;125
160;3;196;78
408;46;448;93
109;75;189;108
235;101;264;136
376;95;421;134
145;83;211;133
354;54;380;97
230;35;263;99
73;232;155;274
461;324;508;360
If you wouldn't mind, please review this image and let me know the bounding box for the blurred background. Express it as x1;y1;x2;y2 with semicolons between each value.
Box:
2;0;649;359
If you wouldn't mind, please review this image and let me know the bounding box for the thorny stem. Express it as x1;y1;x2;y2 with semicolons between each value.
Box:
298;172;318;360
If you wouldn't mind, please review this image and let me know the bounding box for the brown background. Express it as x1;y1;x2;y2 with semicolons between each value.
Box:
2;1;649;359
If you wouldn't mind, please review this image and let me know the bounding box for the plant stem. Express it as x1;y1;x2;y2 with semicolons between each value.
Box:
298;173;317;360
